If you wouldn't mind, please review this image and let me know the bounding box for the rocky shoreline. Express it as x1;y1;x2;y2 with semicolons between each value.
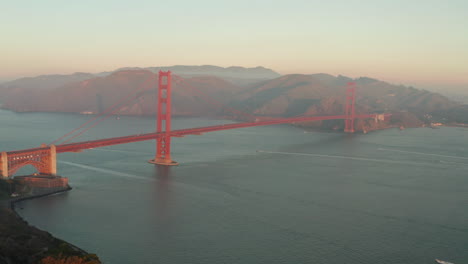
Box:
0;181;101;264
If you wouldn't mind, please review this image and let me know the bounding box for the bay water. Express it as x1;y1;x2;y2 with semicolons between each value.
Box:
1;109;467;264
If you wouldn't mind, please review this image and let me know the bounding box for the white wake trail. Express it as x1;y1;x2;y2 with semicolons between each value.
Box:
91;148;152;155
378;148;468;160
257;150;444;167
58;160;154;182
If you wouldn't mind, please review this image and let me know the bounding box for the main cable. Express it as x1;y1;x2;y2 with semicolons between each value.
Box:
51;76;156;145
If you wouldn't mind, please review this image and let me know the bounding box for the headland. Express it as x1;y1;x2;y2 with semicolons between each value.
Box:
0;176;101;264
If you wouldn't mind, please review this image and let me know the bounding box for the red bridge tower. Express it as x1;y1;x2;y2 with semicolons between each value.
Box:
344;82;356;133
149;71;179;166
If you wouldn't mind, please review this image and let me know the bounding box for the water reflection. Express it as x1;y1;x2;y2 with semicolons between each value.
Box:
342;133;358;169
152;165;173;229
16;191;69;220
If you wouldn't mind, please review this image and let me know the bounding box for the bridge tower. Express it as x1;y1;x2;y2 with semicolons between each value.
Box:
344;82;356;133
149;71;179;166
0;152;7;178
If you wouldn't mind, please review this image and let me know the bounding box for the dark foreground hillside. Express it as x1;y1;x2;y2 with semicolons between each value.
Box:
0;181;101;264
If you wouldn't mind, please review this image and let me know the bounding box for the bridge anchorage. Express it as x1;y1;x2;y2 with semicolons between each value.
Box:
1;144;57;178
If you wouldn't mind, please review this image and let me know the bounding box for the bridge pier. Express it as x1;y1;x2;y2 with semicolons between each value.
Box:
149;136;178;166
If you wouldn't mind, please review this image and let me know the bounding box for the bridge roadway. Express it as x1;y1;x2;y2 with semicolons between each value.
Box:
6;114;387;155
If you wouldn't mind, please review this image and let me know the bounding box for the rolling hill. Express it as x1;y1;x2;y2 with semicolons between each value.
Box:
0;69;466;133
229;74;462;131
0;70;244;118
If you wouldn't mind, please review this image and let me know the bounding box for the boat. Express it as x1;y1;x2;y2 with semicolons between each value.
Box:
435;259;454;264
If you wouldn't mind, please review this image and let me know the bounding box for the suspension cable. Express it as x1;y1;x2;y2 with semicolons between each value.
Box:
52;74;269;145
51;76;156;145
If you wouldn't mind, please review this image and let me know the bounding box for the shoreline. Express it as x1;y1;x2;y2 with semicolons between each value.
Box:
10;187;95;255
8;185;72;212
443;123;468;128
0;184;101;263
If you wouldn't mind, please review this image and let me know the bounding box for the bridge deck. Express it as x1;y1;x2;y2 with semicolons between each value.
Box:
6;114;387;155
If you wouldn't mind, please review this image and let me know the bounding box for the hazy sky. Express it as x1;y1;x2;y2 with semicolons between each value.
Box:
1;0;467;90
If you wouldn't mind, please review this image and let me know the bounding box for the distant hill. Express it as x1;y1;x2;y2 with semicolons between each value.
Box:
0;65;280;98
0;72;95;93
114;65;280;86
229;74;463;131
232;74;458;114
432;104;468;124
1;70;466;132
0;70;245;117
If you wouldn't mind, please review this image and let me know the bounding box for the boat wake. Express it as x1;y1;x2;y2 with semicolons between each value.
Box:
91;148;152;155
58;160;154;182
256;150;438;167
378;148;468;160
435;259;454;264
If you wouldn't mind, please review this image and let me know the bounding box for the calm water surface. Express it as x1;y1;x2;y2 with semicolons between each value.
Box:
1;109;467;264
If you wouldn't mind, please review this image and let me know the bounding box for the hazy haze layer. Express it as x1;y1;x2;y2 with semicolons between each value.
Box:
1;0;467;90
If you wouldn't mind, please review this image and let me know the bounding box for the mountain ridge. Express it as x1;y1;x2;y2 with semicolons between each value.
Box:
1;69;466;131
0;65;280;93
228;73;463;131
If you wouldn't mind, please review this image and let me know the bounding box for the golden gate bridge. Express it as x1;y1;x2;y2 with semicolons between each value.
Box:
0;71;390;178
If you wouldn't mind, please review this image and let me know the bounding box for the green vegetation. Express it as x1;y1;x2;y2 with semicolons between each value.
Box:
0;179;13;200
0;179;101;263
432;105;468;124
40;254;100;264
41;245;100;264
0;204;102;263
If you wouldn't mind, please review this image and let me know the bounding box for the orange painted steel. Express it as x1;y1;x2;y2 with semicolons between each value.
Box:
344;82;356;133
5;113;389;155
149;71;178;165
3;113;390;175
1;72;391;174
3;145;56;177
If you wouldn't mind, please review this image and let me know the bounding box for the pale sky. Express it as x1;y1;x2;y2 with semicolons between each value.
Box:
1;0;467;90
